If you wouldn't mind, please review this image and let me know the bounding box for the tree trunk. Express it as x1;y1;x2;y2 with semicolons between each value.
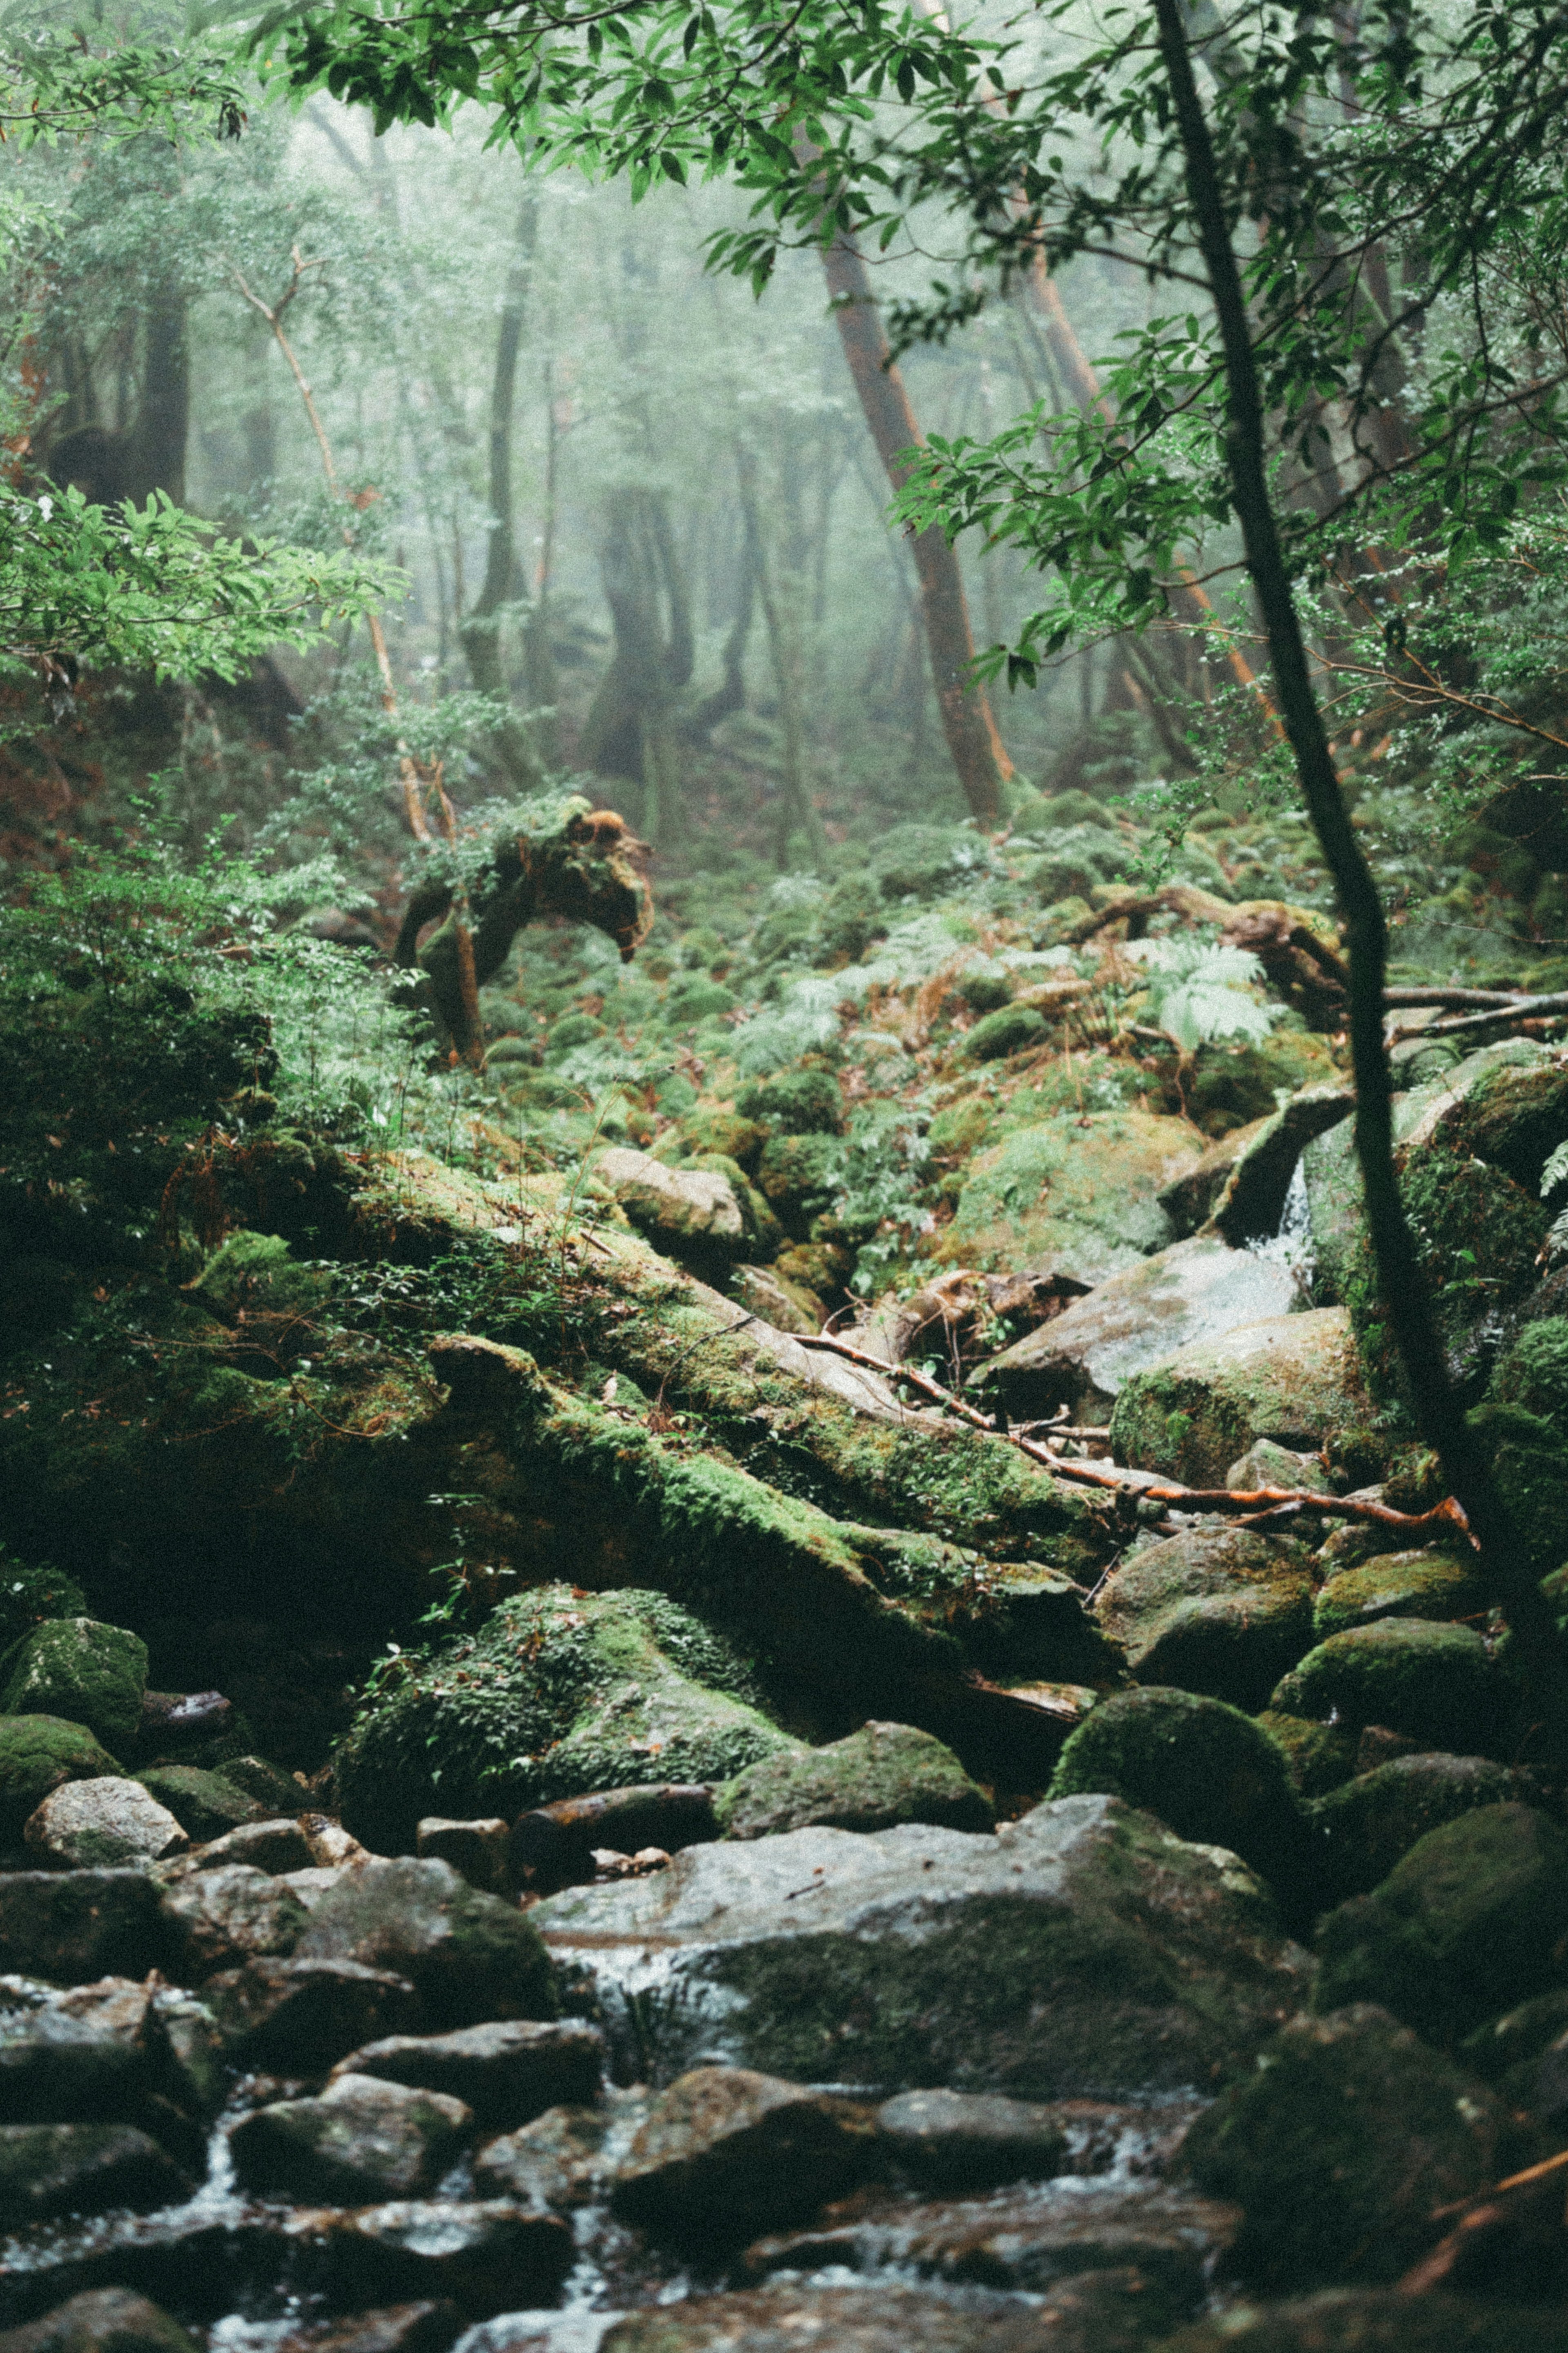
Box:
1153;0;1564;1715
820;232;1013;828
459;185;543;788
135;292;189;504
580;488;694;843
735;444;831;867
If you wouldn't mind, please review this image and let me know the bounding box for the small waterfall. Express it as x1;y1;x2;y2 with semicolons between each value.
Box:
1247;1159;1315;1295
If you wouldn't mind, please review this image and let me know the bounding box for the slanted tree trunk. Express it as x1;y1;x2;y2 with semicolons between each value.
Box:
579;488;695;844
1153;0;1563;1715
822;232;1013;829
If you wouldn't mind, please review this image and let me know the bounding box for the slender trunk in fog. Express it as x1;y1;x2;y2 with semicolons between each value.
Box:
735;445;830;867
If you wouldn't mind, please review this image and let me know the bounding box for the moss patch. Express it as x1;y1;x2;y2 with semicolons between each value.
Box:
1047;1686;1304;1884
715;1720;993;1840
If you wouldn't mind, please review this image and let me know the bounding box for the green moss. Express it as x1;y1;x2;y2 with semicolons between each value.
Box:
1047;1687;1304;1882
1451;1056;1568;1189
1490;1318;1568;1440
1109;1308;1372;1487
715;1721;992;1839
1095;1528;1315;1713
736;1069;845;1136
867;823;993;903
961;1004;1047;1064
754;1134;842;1226
194;1230;335;1319
1254;1711;1359;1798
1312;1548;1488;1640
940;1108;1200;1278
1272;1619;1508;1753
1;1618;148;1750
1307;1755;1528;1902
675;1111;768;1171
134;1762;271;1842
0;1551;87;1650
664;977;737;1026
1030;826;1138;906
0;1713;121;1840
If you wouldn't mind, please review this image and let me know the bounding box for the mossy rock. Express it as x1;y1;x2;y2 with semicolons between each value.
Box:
956;968;1016;1014
194;1230;335;1320
1255;1711;1359;1798
1;1619;148;1751
1490;1318;1568;1440
0;1714;122;1842
715;1720;993;1840
134;1762;272;1843
940;1108;1203;1281
1047;1686;1303;1883
754;1133;842;1226
676;1111;768;1172
735;1069;845;1137
815;871;888;962
1312;1548;1489;1641
1020;789;1117;833
961;1004;1048;1064
220;1753;309;1813
0;1552;87;1651
544;1012;607;1059
1314;1803;1568;2042
1469;1406;1568;1573
1094;1528;1315;1712
1307;1754;1532;1904
335;1585;793;1856
1187;1027;1341;1140
664;976;737;1027
867;823;994;903
1272;1619;1507;1755
1177;2004;1505;2291
1449;1053;1568;1190
1029;826;1138;907
1109;1308;1373;1488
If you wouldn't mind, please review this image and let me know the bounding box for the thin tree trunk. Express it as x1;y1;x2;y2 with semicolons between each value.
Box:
735;444;831;867
1153;0;1562;1708
820;232;1013;828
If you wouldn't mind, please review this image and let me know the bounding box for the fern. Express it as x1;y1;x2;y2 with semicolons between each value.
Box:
1126;937;1279;1056
1541;1139;1568;1200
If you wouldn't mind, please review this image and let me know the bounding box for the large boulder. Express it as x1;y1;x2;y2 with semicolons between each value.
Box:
1306;1755;1533;1903
592;1148;764;1270
1178;2005;1505;2291
715;1722;992;1841
0;2290;200;2353
335;1587;792;1857
0;1622;147;1752
326;2019;604;2129
291;1857;557;2030
228;2074;473;2204
979;1236;1299;1422
1046;1689;1305;1884
1092;1528;1314;1711
0;1720;125;1844
1270;1619;1509;1755
1312;1548;1488;1640
23;1780;188;1871
595;2280;1165;2353
0;1871;164;1983
935;1110;1205;1282
609;2065;878;2244
1109;1308;1373;1486
156;1864;310;1979
533;1793;1311;2096
0;2124;190;2225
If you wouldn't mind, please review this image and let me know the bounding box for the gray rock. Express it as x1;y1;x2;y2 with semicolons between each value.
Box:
1178;2004;1504;2291
1109;1307;1374;1488
203;1956;420;2073
472;2086;651;2210
23;1782;189;1872
0;2288;200;2353
715;1722;992;1841
292;1858;557;2031
0;1719;125;1845
1226;1439;1330;1493
229;2074;473;2204
157;1865;309;1979
874;2089;1071;2188
414;1820;510;1895
534;1794;1311;2097
328;2020;604;2128
609;2065;878;2243
0;1871;164;1984
1093;1528;1315;1713
0;2126;189;2224
593;1148;749;1265
981;1237;1300;1421
286;2200;574;2317
742;2179;1240;2302
1164;2290;1568;2353
596;2279;1158;2353
727;1265;816;1336
182;1820;316;1876
0;1991;153;2123
0;1622;148;1752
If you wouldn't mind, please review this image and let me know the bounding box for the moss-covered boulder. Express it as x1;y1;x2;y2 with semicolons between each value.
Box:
1178;2005;1504;2291
336;1587;793;1856
1306;1754;1532;1903
939;1109;1204;1281
1;1620;148;1751
1047;1687;1304;1884
0;1552;87;1650
1093;1527;1314;1711
1109;1308;1373;1488
0;1715;122;1842
592;1148;762;1270
1030;826;1139;906
1446;1049;1568;1189
1270;1619;1508;1755
194;1229;336;1322
134;1762;274;1844
753;1134;841;1229
1490;1318;1568;1439
735;1069;844;1136
960;1005;1047;1064
1314;1803;1568;2041
715;1722;992;1841
1255;1711;1359;1798
1312;1548;1488;1641
1469;1402;1568;1572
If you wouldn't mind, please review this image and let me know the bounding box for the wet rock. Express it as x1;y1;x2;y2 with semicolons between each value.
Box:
133;1690;235;1760
24;1782;189;1871
1161;2289;1568;2352
1306;1754;1533;1902
0;2125;190;2224
1254;1712;1358;1798
938;1109;1204;1283
1109;1308;1373;1487
1270;1619;1508;1753
593;1148;752;1268
286;2199;574;2317
609;2065;877;2244
1092;1530;1314;1712
535;1794;1311;2097
132;1766;269;1845
0;1872;164;1983
0;2288;200;2353
204;1957;420;2072
180;1820;318;1875
328;2020;604;2129
292;1857;557;2030
157;1863;309;1978
1208;1087;1356;1248
595;2278;1159;2353
1178;2004;1505;2291
1160;1120;1272;1240
221;1755;312;1814
229;2074;473;2203
275;2304;463;2353
742;2179;1239;2303
414;1820;510;1895
471;2085;651;2209
1313;1548;1488;1641
1313;1802;1568;2041
1225;1439;1330;1493
873;2090;1070;2188
508;1785;718;1897
1;1624;147;1753
981;1238;1299;1422
1047;1690;1305;1885
715;1723;991;1841
0;1720;124;1844
0;1991;153;2122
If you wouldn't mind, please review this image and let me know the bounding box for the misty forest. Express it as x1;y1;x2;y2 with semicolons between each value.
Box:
11;5;1568;2347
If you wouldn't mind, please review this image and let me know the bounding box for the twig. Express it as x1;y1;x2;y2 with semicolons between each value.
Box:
1391;990;1568;1042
